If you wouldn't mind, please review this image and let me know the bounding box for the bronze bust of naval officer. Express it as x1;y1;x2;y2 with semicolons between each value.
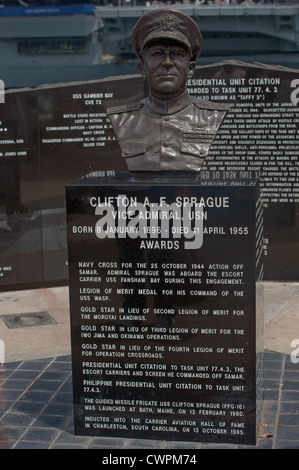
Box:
107;9;230;171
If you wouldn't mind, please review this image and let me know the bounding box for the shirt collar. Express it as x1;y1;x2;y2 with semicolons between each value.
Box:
146;90;191;115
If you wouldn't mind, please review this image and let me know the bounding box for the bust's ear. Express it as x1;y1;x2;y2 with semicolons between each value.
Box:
187;62;195;78
138;61;146;78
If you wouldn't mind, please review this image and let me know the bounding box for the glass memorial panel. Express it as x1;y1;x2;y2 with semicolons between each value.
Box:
1;60;298;289
0;90;42;290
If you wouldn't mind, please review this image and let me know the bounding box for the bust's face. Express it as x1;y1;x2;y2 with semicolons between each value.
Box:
139;40;195;101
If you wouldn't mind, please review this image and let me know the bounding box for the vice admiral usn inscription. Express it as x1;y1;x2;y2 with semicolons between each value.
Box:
107;9;230;171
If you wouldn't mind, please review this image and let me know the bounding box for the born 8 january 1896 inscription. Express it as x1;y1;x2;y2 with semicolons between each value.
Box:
66;171;263;445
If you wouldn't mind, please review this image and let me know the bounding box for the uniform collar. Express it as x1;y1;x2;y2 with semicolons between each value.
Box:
146;90;191;115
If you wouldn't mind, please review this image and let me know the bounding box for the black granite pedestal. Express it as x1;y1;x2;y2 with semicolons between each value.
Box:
66;171;263;445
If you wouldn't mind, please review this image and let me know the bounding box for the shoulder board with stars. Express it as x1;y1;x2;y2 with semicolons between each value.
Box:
193;99;230;111
106;101;144;115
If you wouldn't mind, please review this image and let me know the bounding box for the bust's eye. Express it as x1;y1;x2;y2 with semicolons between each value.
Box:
172;50;184;57
150;50;164;58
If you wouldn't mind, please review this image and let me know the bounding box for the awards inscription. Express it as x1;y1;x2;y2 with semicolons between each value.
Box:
66;171;263;445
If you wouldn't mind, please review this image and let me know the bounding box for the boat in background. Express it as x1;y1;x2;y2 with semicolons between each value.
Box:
1;0;299;89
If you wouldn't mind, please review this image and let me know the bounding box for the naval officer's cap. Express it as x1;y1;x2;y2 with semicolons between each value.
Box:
132;9;202;62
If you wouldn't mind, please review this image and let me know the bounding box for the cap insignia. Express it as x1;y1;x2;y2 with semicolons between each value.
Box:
159;15;179;32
